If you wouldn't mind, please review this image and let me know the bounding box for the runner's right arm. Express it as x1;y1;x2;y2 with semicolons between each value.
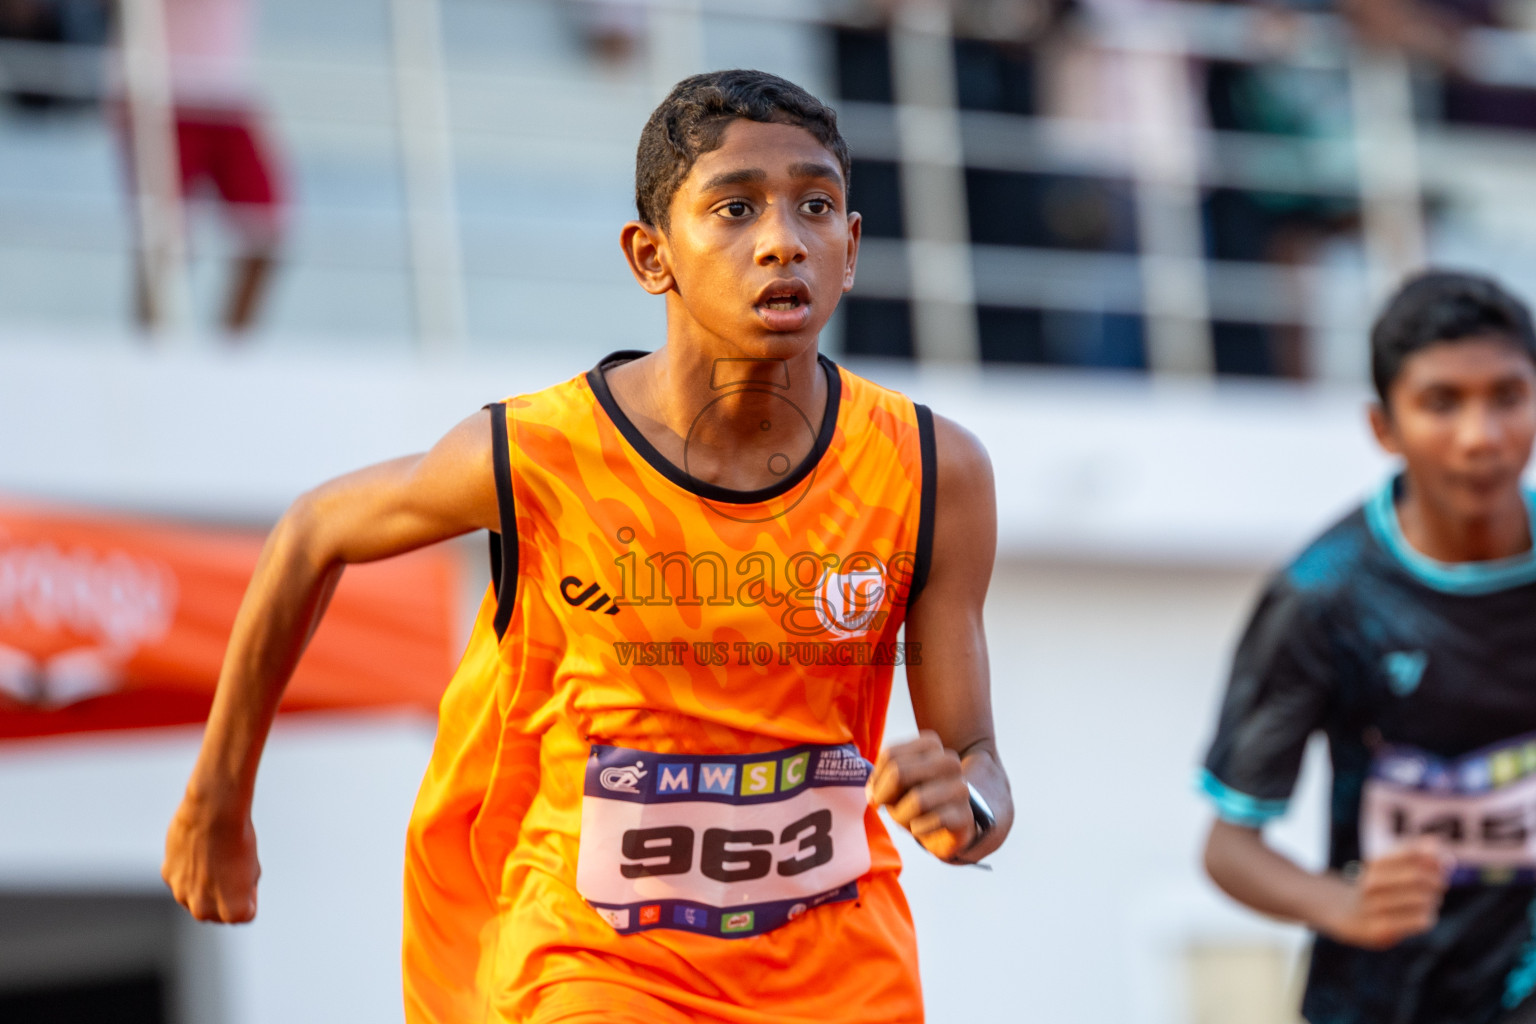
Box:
1199;577;1446;950
162;409;500;923
1204;821;1447;950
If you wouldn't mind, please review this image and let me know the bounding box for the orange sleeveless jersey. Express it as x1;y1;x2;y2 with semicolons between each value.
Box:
403;352;936;1023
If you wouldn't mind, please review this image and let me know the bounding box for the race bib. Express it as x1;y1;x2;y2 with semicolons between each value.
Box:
1361;733;1536;884
575;742;873;939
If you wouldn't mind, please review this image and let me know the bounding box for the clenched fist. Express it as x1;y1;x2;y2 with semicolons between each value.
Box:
162;791;261;924
1321;837;1450;951
867;730;976;862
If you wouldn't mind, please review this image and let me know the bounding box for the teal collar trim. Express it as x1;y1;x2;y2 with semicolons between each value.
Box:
1364;476;1536;596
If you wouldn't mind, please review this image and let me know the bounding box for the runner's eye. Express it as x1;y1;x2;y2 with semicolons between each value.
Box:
719;201;752;219
1493;382;1529;408
1420;389;1458;413
802;198;833;215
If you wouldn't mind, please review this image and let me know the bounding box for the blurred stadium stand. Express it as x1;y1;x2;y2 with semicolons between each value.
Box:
4;0;1536;375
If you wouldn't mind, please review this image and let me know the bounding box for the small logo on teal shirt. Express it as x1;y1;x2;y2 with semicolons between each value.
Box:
1383;650;1428;696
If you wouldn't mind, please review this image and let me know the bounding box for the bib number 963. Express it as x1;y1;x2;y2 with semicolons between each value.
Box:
575;743;873;927
622;809;834;881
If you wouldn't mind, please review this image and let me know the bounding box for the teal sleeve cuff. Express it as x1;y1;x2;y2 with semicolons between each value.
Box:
1196;768;1289;827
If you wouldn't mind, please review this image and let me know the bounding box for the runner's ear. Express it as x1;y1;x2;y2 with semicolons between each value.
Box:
621;221;674;296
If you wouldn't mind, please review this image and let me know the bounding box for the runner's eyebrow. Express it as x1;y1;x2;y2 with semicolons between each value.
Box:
697;163;843;194
787;162;843;188
699;168;766;192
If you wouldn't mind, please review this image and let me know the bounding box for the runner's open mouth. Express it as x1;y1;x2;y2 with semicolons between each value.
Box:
754;280;812;314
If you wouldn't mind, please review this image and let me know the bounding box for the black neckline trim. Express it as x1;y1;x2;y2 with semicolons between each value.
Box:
586;350;843;506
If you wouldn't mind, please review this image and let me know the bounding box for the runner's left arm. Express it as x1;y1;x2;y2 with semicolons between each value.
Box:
869;413;1012;864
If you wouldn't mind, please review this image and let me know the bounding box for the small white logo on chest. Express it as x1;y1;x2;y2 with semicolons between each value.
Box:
813;566;886;639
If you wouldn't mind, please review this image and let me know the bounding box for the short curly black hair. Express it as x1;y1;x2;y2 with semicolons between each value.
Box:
634;69;851;230
1371;270;1536;406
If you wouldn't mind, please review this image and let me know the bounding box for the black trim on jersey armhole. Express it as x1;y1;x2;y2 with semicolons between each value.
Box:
911;402;937;602
484;401;518;640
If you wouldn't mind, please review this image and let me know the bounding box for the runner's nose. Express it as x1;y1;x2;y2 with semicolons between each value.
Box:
755;203;808;266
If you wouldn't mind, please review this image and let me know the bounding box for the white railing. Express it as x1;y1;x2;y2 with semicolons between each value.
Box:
3;0;1536;375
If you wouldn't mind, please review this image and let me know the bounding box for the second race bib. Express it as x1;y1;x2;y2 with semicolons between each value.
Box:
1360;733;1536;884
575;742;873;939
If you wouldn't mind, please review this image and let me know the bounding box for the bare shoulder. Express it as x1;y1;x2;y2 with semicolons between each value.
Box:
930;412;994;497
434;406;498;466
417;407;501;532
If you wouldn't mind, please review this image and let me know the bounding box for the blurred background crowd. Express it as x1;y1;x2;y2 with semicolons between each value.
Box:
3;1;1535;1023
5;0;1535;375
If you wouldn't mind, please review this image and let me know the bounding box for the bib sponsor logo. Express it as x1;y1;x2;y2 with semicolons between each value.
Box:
814;747;869;784
787;902;807;921
596;907;630;930
722;911;755;934
600;761;647;794
639;904;661;925
674;905;707;928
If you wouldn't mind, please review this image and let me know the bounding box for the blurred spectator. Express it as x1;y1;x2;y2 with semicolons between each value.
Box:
568;0;645;65
0;0;110;111
1199;18;1359;376
1190;0;1536;374
1341;0;1471;72
837;0;1148;367
113;0;286;336
1343;0;1536;130
1020;0;1149;370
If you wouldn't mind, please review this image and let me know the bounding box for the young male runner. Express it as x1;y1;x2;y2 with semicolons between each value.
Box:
161;70;1013;1022
1199;271;1536;1024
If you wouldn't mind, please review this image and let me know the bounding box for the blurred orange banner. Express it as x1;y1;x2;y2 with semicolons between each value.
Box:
0;499;460;740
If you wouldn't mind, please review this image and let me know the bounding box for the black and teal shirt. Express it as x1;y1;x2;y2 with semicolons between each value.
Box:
1201;476;1536;1024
